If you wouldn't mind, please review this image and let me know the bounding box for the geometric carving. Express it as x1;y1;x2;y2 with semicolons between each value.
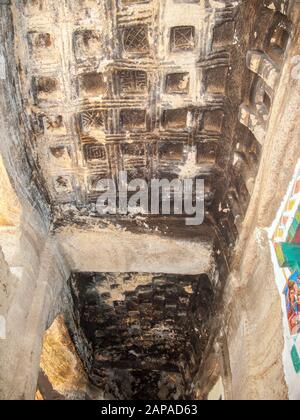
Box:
17;0;246;243
170;26;195;52
120;109;146;130
122;25;150;54
80;111;107;136
83;144;107;161
162;109;188;130
202;110;224;133
78;72;107;97
159;143;184;161
165;73;190;94
119;70;148;95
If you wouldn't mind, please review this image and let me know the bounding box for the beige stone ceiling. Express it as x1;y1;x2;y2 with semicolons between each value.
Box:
12;0;242;228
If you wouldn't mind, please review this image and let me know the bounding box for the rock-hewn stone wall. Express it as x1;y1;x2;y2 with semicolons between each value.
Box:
203;0;300;400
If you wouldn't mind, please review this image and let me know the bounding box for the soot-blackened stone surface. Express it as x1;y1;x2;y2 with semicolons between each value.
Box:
70;273;214;400
9;0;265;257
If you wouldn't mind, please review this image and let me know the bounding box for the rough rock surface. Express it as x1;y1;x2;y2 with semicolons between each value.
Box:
0;0;299;401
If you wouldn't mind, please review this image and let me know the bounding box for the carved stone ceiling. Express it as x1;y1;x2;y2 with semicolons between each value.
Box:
70;272;214;400
10;0;255;245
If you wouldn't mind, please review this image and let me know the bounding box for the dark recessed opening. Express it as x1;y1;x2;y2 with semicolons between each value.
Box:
162;109;188;130
120;109;147;130
263;91;271;113
165;73;190;94
79;72;107;96
270;26;289;53
34;77;58;94
36;273;214;401
159;143;184;161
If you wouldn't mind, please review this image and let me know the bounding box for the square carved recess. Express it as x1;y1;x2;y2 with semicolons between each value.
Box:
28;32;52;51
83;144;107;162
118;70;148;95
32;76;61;104
197;143;218;165
120;109;147;131
159;143;184;161
165;73;190;94
122;143;146;158
204;67;228;95
170;26;195;52
162;109;188;130
78;72;107;97
122;25;150;54
49;146;72;168
73;30;102;61
202;110;224;133
80;110;107;136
